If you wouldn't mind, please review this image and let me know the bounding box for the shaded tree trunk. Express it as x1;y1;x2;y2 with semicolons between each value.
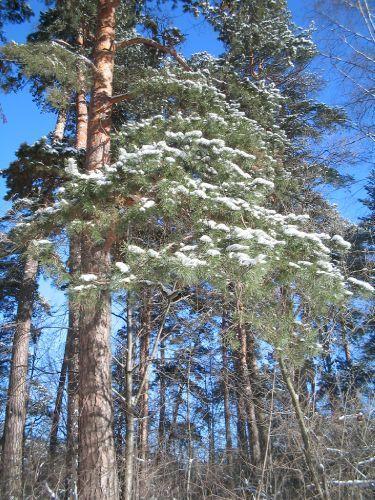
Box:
138;292;151;463
65;236;81;499
0;251;38;499
221;317;233;464
77;1;119;498
157;340;166;461
235;284;262;468
49;341;69;458
65;32;88;497
123;294;135;500
236;394;249;464
166;384;184;454
138;291;151;498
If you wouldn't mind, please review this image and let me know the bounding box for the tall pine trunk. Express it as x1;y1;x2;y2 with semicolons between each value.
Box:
78;1;119;497
0;251;38;499
65;32;88;497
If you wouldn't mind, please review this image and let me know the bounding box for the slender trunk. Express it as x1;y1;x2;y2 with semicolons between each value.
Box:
341;328;352;368
321;333;341;413
78;1;119;498
186;353;192;500
76;31;88;152
278;356;330;500
65;236;81;499
221;319;233;463
138;292;151;464
48;107;70;459
65;32;88;498
166;384;183;454
138;292;151;498
207;358;215;464
246;329;267;449
235;365;249;465
157;341;166;461
53;108;67;142
49;342;69;457
0;251;38;499
236;284;262;467
123;295;135;500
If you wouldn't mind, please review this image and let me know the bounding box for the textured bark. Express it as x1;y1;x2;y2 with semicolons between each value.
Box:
78;242;117;499
77;2;119;498
0;251;38;499
84;1;118;172
75;31;88;151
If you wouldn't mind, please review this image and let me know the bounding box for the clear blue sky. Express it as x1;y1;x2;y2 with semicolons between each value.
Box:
0;0;372;222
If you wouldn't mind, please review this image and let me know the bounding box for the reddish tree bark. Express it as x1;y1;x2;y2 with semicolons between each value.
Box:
78;1;119;498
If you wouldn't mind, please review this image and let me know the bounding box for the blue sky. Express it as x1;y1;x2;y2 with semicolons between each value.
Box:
0;0;372;222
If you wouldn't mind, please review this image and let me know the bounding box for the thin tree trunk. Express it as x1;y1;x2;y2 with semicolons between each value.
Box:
221;312;233;464
65;31;88;497
138;292;151;464
246;329;268;449
235;284;262;468
236;394;249;462
49;341;69;457
157;340;166;461
166;384;184;454
48;106;70;459
0;251;38;499
65;236;81;499
78;1;119;498
278;356;330;500
53;108;67;142
123;294;135;500
138;291;151;498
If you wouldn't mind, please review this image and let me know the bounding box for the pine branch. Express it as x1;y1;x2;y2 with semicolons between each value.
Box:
115;37;192;71
51;39;98;74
